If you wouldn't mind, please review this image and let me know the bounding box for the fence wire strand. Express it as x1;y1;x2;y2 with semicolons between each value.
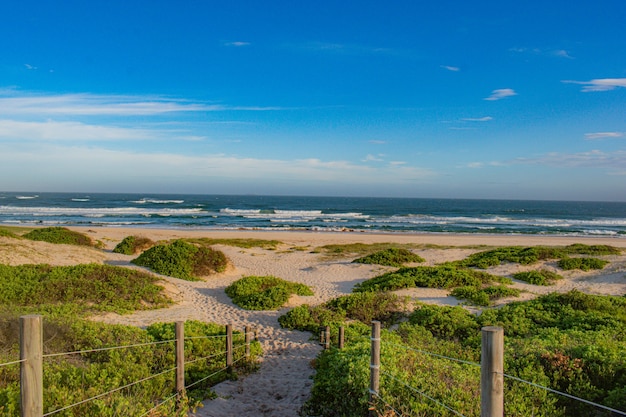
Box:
381;370;467;417
372;391;405;416
42;339;176;358
42;366;177;416
184;350;228;366
184;366;229;391
137;392;178;417
383;341;480;368
501;372;626;416
0;358;25;368
184;334;227;341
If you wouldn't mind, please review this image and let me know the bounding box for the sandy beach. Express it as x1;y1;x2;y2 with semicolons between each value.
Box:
1;227;625;416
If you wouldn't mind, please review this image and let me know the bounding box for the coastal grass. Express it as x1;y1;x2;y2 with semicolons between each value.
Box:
557;257;609;271
23;226;100;248
352;247;425;267
225;275;313;310
313;242;441;259
132;239;229;281
301;290;626;417
450;285;521;306
184;237;282;250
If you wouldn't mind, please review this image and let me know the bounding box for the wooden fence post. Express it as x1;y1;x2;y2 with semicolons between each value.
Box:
369;321;381;417
20;315;43;417
338;326;344;349
324;326;331;350
481;326;504;417
245;325;251;358
226;324;233;370
175;321;185;398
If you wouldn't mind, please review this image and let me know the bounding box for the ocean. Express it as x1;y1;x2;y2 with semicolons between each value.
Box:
1;192;625;237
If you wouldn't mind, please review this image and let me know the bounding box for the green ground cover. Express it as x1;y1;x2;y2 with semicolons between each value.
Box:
352;247;425;267
225;275;313;310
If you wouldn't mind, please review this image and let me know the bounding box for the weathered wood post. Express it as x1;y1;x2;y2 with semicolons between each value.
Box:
481;326;504;417
245;325;251;358
226;324;233;370
338;326;345;349
20;315;43;417
369;321;381;417
175;321;185;398
324;326;331;350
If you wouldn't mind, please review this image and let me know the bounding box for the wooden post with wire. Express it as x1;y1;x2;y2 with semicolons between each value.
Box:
226;324;233;370
245;325;251;358
20;315;43;417
481;326;504;417
369;320;381;417
175;321;185;399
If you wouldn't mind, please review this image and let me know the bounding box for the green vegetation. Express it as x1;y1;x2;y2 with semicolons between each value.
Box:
132;239;228;281
23;227;96;247
300;291;626;416
513;269;563;285
354;264;509;293
352;247;425;267
183;237;282;250
0;263;171;315
112;235;155;255
557;257;609;271
225;275;313;310
279;292;407;332
0;261;261;416
0;318;261;416
459;244;620;269
450;285;520;306
0;229;19;238
314;242;436;259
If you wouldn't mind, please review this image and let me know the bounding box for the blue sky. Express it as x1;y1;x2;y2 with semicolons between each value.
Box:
1;1;625;201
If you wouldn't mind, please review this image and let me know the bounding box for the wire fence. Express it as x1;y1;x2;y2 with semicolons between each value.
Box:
5;316;260;417
320;322;626;417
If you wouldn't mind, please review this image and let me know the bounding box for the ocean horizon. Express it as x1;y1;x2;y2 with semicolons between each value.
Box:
1;191;625;238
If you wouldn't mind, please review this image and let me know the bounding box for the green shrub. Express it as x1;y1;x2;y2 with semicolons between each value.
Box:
0;229;19;238
557;257;609;271
185;237;282;250
409;304;479;342
23;227;95;247
112;235;155;255
513;269;563;285
562;244;622;256
132;240;228;280
324;292;407;324
352;248;425;267
0;263;171;315
451;285;520;306
225;275;313;310
354;264;507;292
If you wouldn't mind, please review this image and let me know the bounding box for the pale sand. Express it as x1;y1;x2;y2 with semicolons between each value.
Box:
1;227;625;416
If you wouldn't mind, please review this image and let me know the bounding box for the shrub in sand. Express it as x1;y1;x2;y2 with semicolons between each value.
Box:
352;248;425;267
23;226;96;247
225;275;313;310
113;235;155;255
132;239;228;281
557;257;609;271
513;269;563;285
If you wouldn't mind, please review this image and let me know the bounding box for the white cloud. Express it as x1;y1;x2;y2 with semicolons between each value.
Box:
363;154;384;162
510;47;573;59
224;41;250;47
585;132;624;140
467;162;484;168
0;91;283;117
484;89;517;101
563;78;626;92
461;116;493;122
512;150;626;170
24;64;38;70
441;65;460;72
0;119;153;141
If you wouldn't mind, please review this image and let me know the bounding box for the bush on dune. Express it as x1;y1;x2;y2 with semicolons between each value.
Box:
23;227;96;247
225;275;313;310
352;247;425;267
112;235;155;255
132;239;228;281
